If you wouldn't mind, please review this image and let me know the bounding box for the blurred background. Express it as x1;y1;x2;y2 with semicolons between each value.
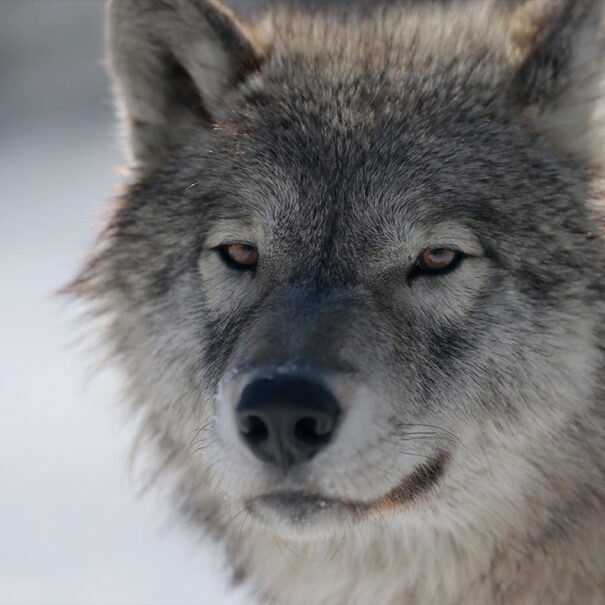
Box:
0;1;263;603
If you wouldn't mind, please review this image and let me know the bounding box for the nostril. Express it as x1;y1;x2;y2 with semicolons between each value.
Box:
294;417;316;442
294;417;332;444
240;414;269;443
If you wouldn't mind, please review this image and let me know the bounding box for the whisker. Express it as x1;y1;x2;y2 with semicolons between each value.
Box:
275;536;290;562
188;422;213;447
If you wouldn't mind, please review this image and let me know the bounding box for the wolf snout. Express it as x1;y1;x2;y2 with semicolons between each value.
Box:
235;375;341;469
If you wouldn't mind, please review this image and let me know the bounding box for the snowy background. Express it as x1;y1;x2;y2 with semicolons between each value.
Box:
0;1;264;603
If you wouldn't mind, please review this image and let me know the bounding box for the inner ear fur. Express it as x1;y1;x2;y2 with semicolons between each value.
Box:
506;0;605;169
106;0;266;173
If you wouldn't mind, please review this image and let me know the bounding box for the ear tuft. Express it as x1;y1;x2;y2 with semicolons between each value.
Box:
507;0;569;64
106;0;268;173
505;0;605;169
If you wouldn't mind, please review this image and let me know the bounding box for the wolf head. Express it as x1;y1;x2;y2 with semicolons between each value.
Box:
74;0;604;582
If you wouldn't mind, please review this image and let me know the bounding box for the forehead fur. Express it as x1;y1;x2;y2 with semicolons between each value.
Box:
266;3;511;75
248;3;515;121
197;8;587;240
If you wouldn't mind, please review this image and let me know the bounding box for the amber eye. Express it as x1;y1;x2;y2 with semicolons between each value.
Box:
220;243;259;269
416;248;460;273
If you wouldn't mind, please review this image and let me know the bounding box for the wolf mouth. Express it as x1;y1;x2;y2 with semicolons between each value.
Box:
245;452;448;528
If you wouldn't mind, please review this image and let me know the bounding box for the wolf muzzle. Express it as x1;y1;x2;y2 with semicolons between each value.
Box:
235;375;341;469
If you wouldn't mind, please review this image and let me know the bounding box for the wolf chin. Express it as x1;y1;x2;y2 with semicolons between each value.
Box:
70;0;605;602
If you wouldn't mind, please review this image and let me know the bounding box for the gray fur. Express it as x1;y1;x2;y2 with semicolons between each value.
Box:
71;0;605;602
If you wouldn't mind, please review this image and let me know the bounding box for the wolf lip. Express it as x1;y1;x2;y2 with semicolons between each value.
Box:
246;452;448;528
251;490;361;516
245;490;369;532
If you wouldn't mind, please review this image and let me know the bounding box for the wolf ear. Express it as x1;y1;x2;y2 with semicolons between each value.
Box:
505;0;605;168
106;0;266;173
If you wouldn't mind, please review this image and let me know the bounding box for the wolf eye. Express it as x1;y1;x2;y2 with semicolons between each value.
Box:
410;248;462;279
219;243;258;270
419;248;458;271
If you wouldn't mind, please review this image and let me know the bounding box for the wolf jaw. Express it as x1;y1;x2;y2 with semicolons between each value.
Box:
69;0;605;603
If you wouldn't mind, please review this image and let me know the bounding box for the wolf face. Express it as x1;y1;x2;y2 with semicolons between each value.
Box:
73;0;605;602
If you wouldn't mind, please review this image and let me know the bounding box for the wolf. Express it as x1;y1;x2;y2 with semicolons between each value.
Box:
69;0;605;602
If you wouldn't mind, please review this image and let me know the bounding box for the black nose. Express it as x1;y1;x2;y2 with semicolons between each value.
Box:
236;375;341;468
